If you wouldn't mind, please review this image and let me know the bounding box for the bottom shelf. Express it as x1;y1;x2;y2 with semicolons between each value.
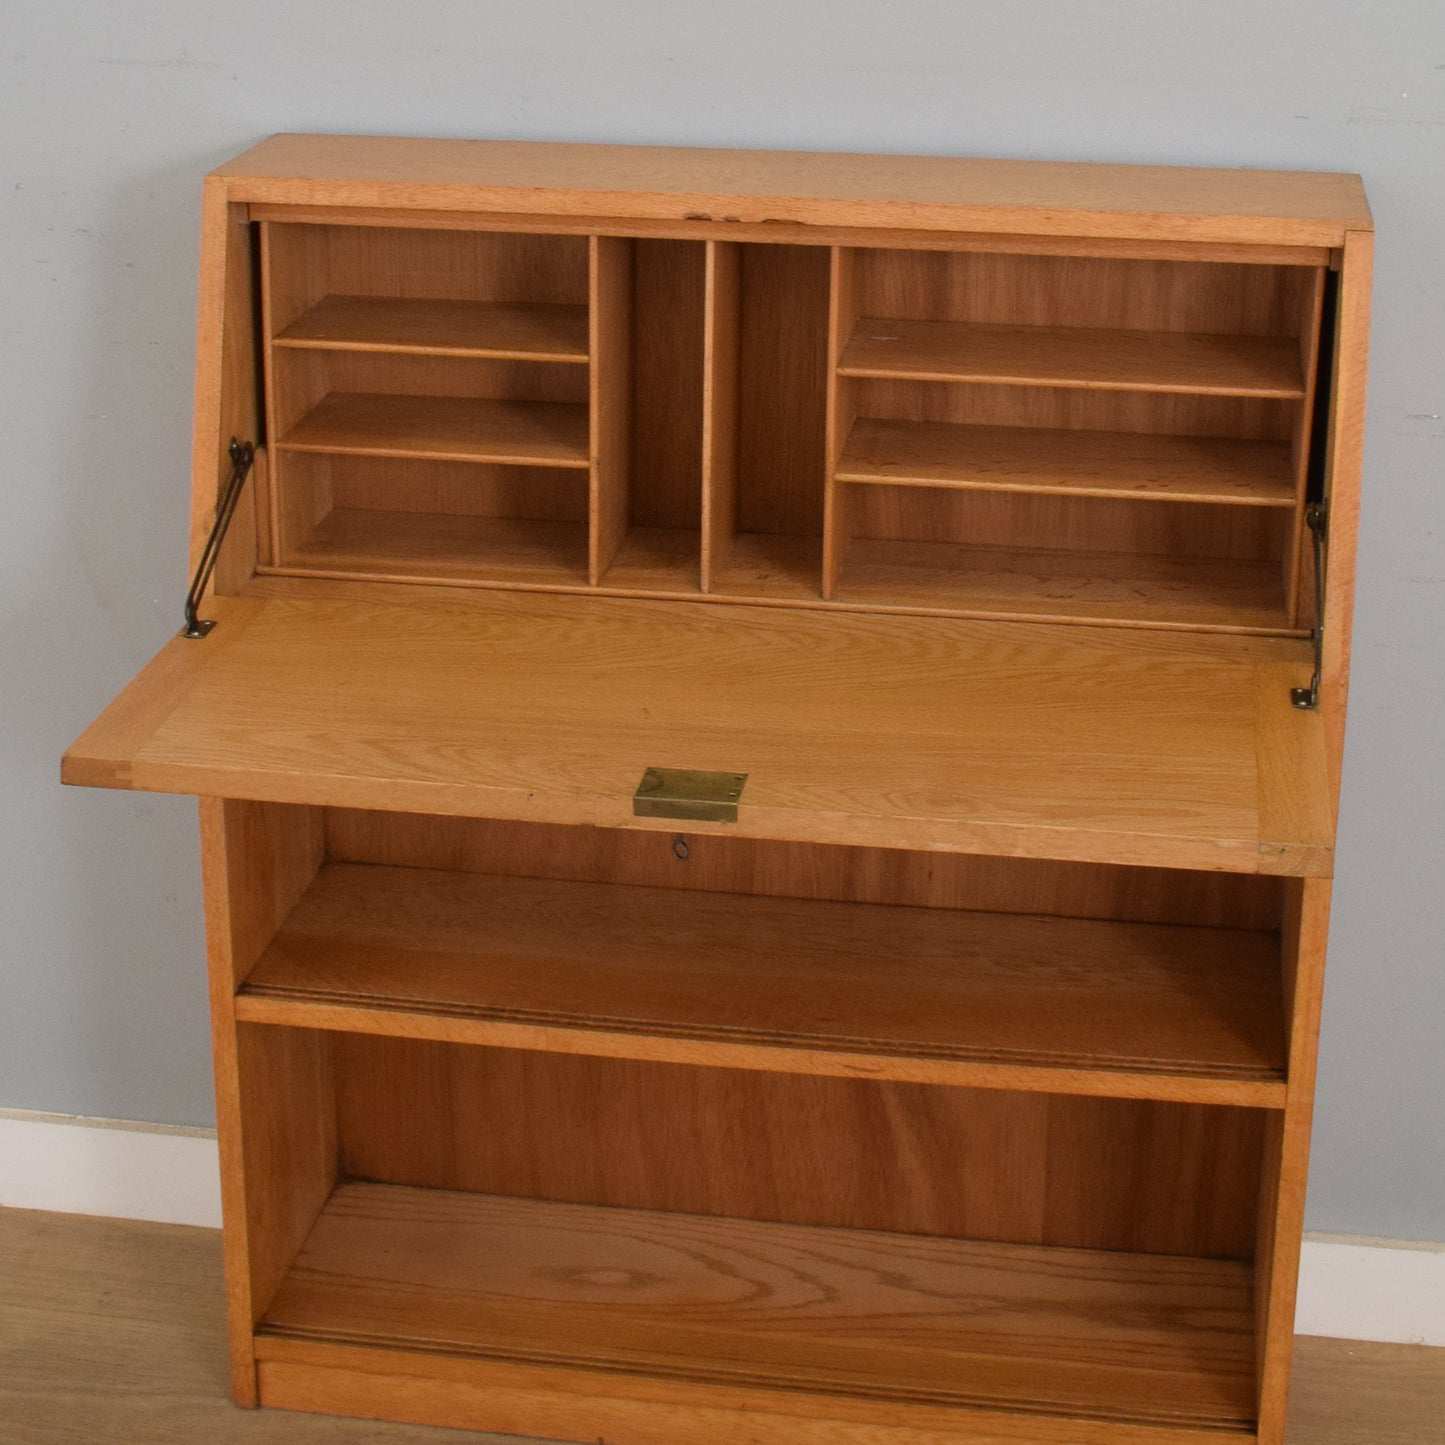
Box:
259;1182;1256;1434
832;537;1292;632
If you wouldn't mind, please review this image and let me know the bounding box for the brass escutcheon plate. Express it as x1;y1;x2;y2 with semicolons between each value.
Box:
633;768;748;823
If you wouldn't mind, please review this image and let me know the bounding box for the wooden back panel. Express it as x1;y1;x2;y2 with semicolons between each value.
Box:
324;808;1283;930
331;1037;1265;1259
264;223;589;329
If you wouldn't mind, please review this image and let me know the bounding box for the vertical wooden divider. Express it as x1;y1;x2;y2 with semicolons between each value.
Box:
700;241;741;593
1254;876;1332;1445
589;235;633;586
821;247;857;598
198;798;333;1406
1284;266;1328;624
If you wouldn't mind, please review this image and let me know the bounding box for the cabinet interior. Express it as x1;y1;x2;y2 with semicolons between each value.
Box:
256;221;1325;635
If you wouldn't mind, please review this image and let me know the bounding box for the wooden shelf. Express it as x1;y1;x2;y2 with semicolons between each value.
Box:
834;537;1291;633
836;418;1296;507
257;1181;1257;1433
273;296;590;362
277;510;589;588
238;863;1286;1104
839;317;1305;397
277;393;591;468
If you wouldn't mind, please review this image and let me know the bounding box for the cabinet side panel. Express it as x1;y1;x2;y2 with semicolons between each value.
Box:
189;185;262;596
199;799;332;1404
1319;232;1372;797
1255;877;1331;1445
333;1039;1263;1257
234;1022;339;1322
323;810;1282;929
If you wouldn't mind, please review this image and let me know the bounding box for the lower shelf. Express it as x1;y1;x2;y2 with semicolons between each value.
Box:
237;862;1287;1104
258;1182;1257;1434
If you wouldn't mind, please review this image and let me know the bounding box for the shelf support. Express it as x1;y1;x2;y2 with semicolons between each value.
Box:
183;438;255;639
1291;503;1329;710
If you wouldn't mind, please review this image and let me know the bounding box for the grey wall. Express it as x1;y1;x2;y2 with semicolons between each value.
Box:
4;1;1442;1241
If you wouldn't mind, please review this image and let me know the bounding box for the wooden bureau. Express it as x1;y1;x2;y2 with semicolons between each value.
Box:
63;135;1372;1445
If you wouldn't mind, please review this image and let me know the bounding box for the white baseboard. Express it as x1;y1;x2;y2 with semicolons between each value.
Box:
1297;1234;1445;1346
1;1113;1440;1344
0;1109;221;1228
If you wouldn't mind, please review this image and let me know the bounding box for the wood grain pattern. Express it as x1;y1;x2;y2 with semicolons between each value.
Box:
839;318;1305;397
628;239;705;532
197;798;329;1405
594;525;701;594
6;1207;1438;1445
700;241;741;591
277;510;590;588
257;1349;1252;1445
61;582;1332;875
836;418;1295;505
274;295;590;362
330;1040;1264;1256
238;861;1286;1102
1255;879;1334;1445
848;249;1319;346
258;1183;1257;1431
259;222;591;324
278;394;590;468
833;534;1291;633
588;235;632;583
1318;232;1372;801
322;808;1286;930
734;244;831;538
247;198;1336;265
212;135;1371;245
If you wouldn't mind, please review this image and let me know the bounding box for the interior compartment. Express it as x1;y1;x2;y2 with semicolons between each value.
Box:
828;480;1295;630
261;223;596;587
702;242;831;598
599;239;705;592
825;248;1326;630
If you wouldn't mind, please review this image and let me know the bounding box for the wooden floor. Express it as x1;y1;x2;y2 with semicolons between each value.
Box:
1;1206;1440;1445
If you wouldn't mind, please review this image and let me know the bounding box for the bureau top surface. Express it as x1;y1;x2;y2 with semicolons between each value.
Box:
211;134;1372;246
63;580;1333;876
